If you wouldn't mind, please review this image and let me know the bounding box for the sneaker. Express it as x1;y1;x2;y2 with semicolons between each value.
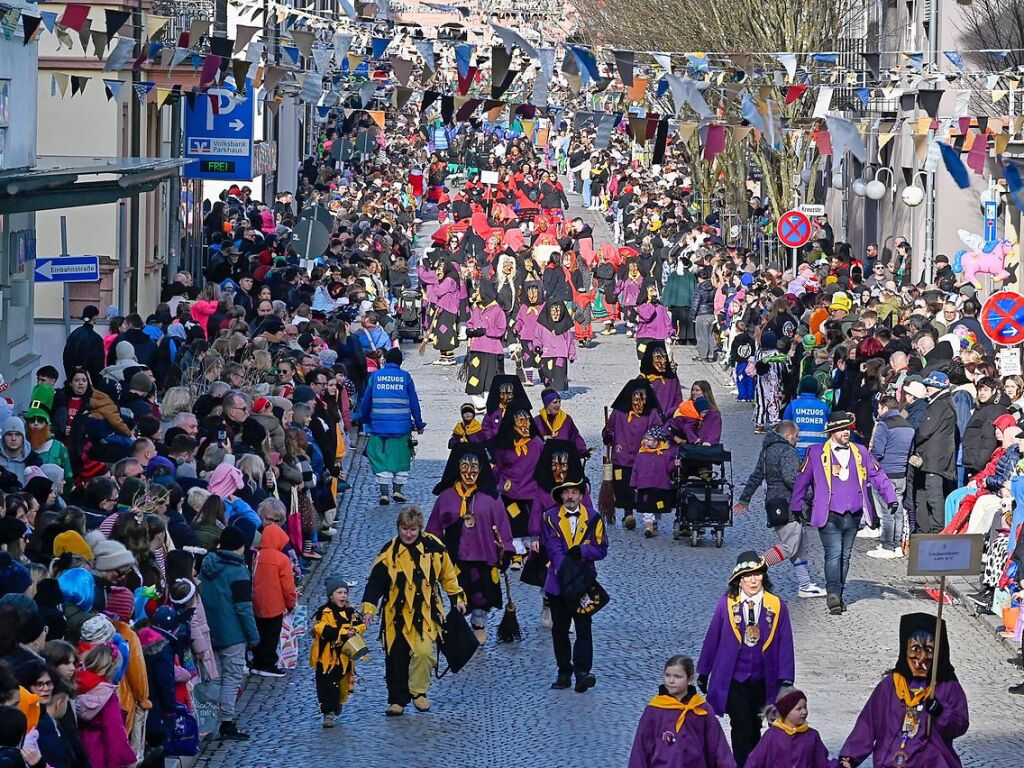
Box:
392;490;408;503
866;546;901;559
473;627;486;645
798;584;827;598
574;673;597;693
322;713;336;729
302;547;322;561
826;594;843;615
385;704;405;716
219;721;251;741
412;695;431;712
251;666;287;678
643;523;656;538
550;674;572;690
856;527;882;539
378;494;390;506
540;605;552;628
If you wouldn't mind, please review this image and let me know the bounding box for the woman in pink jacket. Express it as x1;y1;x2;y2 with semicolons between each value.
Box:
76;644;137;768
189;282;221;339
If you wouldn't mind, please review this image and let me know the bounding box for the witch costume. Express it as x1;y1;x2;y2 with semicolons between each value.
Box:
635;281;674;360
418;259;461;361
627;685;736;768
425;444;514;641
839;613;969;768
465;279;508;404
534;438;594;518
536;300;576;393
640;341;683;418
491;401;544;544
603;377;662;522
480;375;529;441
696;553;795;768
513;281;545;387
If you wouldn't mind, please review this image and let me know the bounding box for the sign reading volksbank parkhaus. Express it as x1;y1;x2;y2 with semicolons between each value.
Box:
184;79;258;181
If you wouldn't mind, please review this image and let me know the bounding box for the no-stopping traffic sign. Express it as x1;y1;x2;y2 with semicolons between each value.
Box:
981;290;1024;346
776;209;813;249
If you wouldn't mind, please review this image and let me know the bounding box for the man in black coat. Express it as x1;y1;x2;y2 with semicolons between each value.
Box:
62;305;105;384
911;372;961;533
961;376;1009;477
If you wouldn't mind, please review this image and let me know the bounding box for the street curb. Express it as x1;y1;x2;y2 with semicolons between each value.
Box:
945;576;1021;659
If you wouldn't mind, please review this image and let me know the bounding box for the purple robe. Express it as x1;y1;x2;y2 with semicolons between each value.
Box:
514;304;544;346
647;376;683;419
630;448;675;491
627;699;736;768
668;411;724;445
696;593;796;715
493;438;543;534
481;407;506;442
840;676;969;768
448;423;486;449
617;276;643;307
534;412;587;455
745;725;830;768
418;269;461;314
469;302;507;354
636;303;674;340
426;488;514;565
538;503;608;596
536;325;576;361
790;442;897;528
606;409;661;467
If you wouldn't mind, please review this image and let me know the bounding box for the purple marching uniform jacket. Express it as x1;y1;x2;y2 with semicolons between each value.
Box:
538;502;608;596
468;302;507;354
696;592;796;715
636;303;674;341
646;376;683;419
840;676;969;768
627;695;736;768
493;438;544;535
426;487;513;566
789;442;897;528
606;409;662;468
744;724;831;768
534;411;588;455
417;268;461;314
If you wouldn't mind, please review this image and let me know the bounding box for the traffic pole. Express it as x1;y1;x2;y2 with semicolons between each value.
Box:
60;216;70;340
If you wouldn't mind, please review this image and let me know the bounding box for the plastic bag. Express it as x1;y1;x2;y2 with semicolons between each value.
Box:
277;605;309;670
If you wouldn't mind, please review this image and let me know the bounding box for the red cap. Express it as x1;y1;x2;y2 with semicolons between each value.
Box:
253;397;271;413
995;414;1018;433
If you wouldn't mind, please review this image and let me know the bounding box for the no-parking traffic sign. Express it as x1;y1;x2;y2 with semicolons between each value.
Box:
776;210;812;249
982;291;1024;346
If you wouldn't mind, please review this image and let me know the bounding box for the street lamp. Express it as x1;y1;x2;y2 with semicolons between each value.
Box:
902;171;928;208
865;167;895;201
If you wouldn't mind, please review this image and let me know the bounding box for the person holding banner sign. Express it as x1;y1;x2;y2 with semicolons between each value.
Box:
838;613;969;768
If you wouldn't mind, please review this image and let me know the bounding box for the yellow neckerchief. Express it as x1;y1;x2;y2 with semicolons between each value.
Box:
772;718;810;736
513;436;531;456
639;441;669;455
726;591;782;650
453;420;482;439
557;504;589;547
646;373;665;384
821;439;867;496
539;408;567;435
527;305;540;315
892;673;932;708
648;693;708;732
454;482;476;517
627;408;643;423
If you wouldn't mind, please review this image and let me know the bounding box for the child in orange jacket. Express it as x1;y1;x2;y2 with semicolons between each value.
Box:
251;523;298;677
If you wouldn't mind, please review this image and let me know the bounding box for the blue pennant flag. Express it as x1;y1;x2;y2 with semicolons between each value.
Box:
281;46;299;65
944;51;964;70
855;88;870;107
371;36;392;60
148;41;163;61
1005;161;1024;211
740;91;766;133
656;79;669;98
569;45;600;85
686;53;707;73
811;52;838;65
939;142;970;189
454;43;473;79
190;53;203;69
40;10;56;32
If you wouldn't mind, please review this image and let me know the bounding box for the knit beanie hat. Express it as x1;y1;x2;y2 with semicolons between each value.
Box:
218;526;246;551
92;539;136;573
0;551;31;596
775;689;807;721
16;611;47;644
324;575;350;599
53;531;94;561
80;614;116;644
103;586;135;623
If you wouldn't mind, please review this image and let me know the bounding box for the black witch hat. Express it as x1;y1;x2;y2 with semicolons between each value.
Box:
894;612;956;683
485;374;530;414
538;300;573;334
535;439;587;495
520;279;543;306
477;277;499;306
639;341;677;379
492;399;537;449
432;443;497;496
609;376;659;415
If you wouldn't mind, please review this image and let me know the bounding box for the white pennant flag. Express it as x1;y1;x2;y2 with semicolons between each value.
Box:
490;22;538;60
651;52;673;72
299;71;322;103
666;74;711;119
103;37;135;72
311;44;330;73
245;40;264;66
826;114;868;163
812;86;833;118
333;32;353;67
414;39;435;71
774;53;797;81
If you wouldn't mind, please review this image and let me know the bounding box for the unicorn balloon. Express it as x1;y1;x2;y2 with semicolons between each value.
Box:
953;229;1015;287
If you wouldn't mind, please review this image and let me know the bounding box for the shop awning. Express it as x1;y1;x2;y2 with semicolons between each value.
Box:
0;156;186;215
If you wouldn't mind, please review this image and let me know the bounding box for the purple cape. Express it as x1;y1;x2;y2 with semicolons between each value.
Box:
627;700;736;768
426;488;514;565
745;725;830;768
630;448;675;491
696;592;796;714
840;675;969;768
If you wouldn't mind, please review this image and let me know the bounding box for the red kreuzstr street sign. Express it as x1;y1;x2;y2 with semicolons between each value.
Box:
776;210;812;249
981;290;1024;346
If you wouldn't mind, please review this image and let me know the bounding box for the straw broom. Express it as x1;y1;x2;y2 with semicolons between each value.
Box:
598;406;616;524
493;526;522;643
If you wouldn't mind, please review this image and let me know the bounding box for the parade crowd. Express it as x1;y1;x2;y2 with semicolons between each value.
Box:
0;106;1016;768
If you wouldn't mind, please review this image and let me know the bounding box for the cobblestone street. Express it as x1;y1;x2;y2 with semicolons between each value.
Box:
196;205;1024;768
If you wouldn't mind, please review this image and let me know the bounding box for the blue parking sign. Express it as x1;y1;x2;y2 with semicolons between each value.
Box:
183;80;256;181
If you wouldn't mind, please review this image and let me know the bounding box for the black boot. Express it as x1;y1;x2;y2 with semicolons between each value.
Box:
550;673;572;690
219;721;251;741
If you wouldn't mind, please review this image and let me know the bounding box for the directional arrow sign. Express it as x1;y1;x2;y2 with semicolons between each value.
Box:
229;119;245;132
34;256;100;283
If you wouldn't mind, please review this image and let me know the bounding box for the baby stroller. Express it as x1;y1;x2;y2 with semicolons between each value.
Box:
672;444;733;547
396;288;425;343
